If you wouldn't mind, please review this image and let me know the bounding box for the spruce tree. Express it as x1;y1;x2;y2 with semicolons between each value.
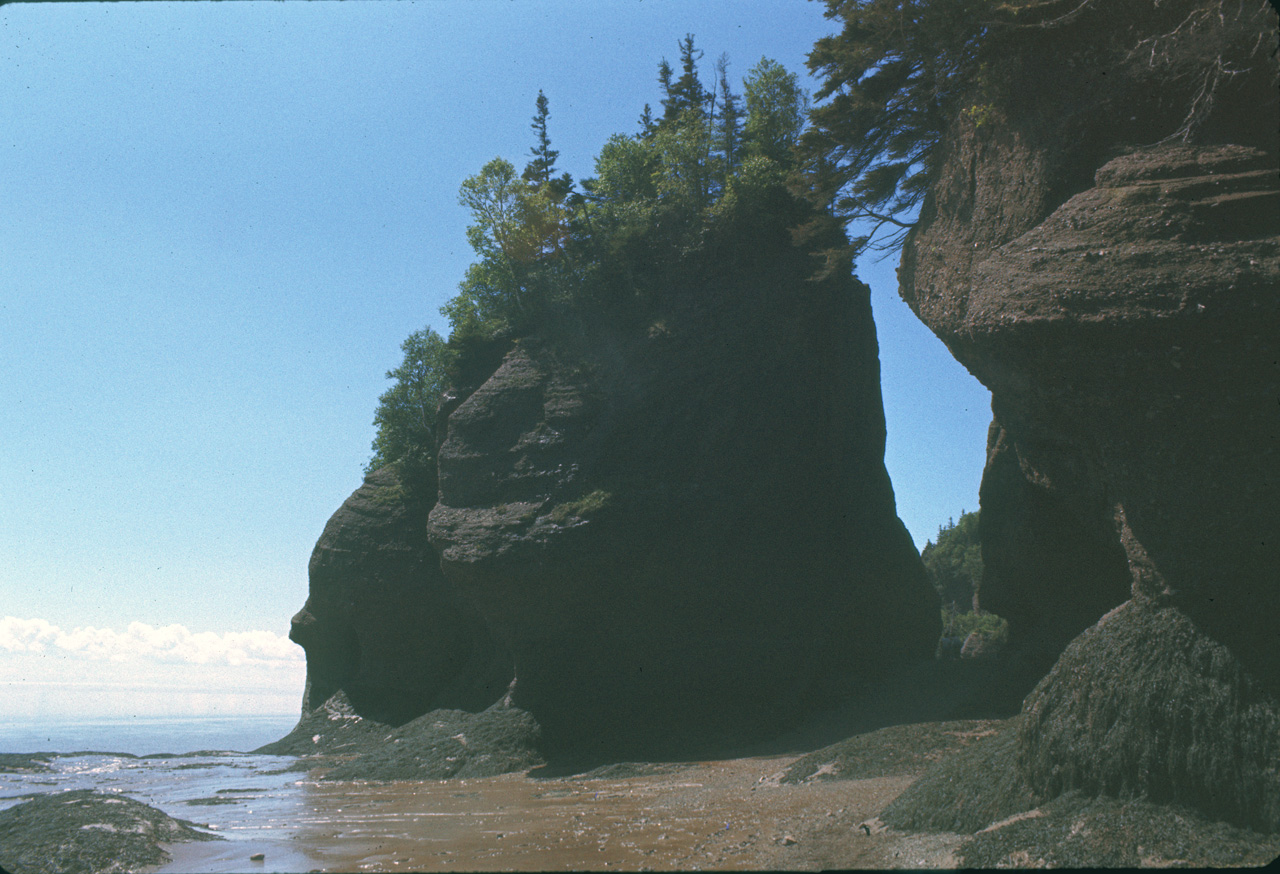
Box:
663;34;708;122
714;54;742;178
523;90;560;186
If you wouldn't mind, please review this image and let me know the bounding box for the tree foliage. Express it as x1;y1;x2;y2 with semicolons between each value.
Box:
922;509;983;612
742;58;809;163
440;37;812;344
798;0;997;264
366;327;450;478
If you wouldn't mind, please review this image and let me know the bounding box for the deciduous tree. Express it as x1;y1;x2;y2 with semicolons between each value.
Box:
367;327;450;477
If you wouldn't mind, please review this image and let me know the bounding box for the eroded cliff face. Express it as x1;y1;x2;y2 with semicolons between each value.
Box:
427;230;939;758
901;0;1279;830
288;465;511;725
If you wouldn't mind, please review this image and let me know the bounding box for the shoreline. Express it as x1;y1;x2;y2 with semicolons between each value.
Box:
3;717;1277;872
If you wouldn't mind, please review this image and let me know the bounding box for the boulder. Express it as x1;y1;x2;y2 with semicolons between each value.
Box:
1019;601;1280;833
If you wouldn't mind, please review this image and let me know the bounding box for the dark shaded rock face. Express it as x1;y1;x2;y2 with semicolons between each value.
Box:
428;240;938;758
900;0;1279;830
289;465;511;725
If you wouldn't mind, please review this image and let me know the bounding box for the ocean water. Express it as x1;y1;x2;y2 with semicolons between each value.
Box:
0;714;300;756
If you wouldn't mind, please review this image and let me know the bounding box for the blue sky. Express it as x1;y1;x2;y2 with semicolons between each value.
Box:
0;0;990;721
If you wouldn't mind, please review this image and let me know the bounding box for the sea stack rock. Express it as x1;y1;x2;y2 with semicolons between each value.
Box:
900;0;1279;829
428;211;938;758
288;464;510;725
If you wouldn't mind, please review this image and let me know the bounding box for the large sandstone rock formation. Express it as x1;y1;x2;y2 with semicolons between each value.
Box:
285;197;939;763
427;222;939;759
900;0;1279;830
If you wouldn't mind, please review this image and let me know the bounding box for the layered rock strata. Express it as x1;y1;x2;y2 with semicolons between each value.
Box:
900;0;1279;829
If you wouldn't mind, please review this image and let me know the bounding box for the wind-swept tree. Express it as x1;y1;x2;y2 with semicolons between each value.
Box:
797;0;995;263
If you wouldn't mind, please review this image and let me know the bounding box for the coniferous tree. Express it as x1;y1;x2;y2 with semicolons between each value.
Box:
441;41;813;347
657;59;675;112
797;0;998;264
742;58;808;164
638;103;657;139
523;90;560;186
714;54;742;177
663;34;708;122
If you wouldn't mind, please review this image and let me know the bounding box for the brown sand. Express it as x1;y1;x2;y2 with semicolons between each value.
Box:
159;754;962;871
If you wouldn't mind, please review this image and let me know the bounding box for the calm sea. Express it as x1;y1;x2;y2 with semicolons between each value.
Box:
0;714;300;755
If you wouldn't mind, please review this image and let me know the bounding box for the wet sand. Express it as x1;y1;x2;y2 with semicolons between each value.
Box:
156;756;958;872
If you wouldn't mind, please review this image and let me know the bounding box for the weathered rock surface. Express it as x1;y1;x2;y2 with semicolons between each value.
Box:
900;0;1279;830
288;464;510;725
428;222;938;758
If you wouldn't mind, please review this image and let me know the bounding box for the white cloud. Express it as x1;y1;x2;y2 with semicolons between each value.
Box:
0;616;303;666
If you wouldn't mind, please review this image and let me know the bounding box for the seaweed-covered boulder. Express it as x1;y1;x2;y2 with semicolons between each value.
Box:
0;790;218;874
256;689;542;780
1019;601;1280;833
288;464;511;725
429;215;938;758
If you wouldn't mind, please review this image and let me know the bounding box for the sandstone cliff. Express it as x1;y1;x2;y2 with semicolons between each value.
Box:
899;0;1279;830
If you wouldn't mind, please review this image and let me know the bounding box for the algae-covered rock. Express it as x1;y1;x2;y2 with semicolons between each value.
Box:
1019;601;1280;833
781;719;1009;784
0;789;218;874
958;791;1280;869
878;719;1037;836
257;689;542;781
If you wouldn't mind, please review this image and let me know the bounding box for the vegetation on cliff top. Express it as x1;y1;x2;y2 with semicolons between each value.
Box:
441;38;812;344
365;326;449;480
922;509;982;613
922;510;1010;654
369;37;815;475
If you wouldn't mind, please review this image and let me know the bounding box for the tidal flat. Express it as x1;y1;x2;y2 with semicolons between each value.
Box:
0;744;943;872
